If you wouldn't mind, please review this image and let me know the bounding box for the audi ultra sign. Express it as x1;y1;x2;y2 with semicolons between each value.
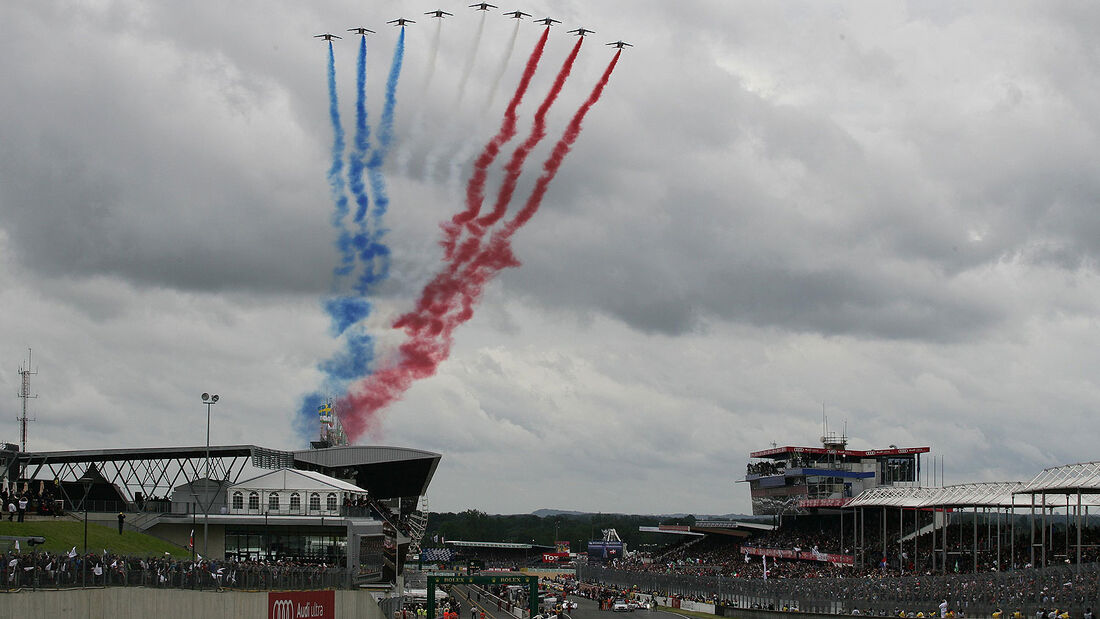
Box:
269;591;335;619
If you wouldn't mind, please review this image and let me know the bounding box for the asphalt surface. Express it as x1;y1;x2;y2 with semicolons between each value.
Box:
561;595;671;619
448;584;674;619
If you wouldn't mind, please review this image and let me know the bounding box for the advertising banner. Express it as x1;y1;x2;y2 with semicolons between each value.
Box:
269;590;336;619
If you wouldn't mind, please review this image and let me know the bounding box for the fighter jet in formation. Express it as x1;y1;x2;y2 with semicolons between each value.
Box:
606;40;633;49
314;33;342;41
425;10;453;18
534;17;561;26
347;27;375;36
568;27;595;37
504;10;531;19
469;2;497;10
388;18;416;26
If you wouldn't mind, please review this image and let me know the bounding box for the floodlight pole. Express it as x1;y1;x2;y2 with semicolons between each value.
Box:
201;393;219;559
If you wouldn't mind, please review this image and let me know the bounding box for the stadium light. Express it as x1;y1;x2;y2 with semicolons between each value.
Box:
201;392;220;558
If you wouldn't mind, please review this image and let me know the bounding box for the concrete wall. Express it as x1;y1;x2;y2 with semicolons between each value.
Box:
0;587;384;619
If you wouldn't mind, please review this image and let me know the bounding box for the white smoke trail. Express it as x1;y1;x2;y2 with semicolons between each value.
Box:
424;12;488;183
396;19;444;176
455;11;487;106
485;19;521;112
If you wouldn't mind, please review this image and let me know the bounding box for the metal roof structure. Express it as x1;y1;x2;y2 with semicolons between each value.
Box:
4;443;440;506
292;445;440;499
1015;461;1100;497
847;482;1038;508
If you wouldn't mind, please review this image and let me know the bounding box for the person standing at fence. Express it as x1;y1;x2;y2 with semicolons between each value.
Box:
16;496;26;522
117;512;125;534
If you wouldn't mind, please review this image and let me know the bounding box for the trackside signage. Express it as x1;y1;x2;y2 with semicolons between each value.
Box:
269;591;335;619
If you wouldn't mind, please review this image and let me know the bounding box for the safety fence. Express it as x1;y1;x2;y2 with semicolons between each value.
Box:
0;563;359;591
578;563;1100;616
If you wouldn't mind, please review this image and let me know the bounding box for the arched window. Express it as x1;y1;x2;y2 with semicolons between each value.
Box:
248;492;260;510
231;492;243;510
309;493;320;511
290;493;301;511
268;492;280;510
326;493;338;512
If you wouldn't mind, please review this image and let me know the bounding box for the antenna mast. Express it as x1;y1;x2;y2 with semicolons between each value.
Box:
17;349;37;452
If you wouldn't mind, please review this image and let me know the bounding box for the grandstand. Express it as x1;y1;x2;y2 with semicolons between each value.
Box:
420;540;554;570
603;444;1100;615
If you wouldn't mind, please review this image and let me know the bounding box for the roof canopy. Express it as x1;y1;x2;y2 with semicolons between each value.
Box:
847;482;1035;508
230;468;367;494
1015;461;1100;496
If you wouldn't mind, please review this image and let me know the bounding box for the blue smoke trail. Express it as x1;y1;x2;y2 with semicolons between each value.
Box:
298;32;405;442
353;28;405;295
325;42;355;284
295;329;376;440
326;34;375;337
298;41;377;440
349;35;372;227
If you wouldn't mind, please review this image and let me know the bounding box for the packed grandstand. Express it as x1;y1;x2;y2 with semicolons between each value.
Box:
416;438;1100;617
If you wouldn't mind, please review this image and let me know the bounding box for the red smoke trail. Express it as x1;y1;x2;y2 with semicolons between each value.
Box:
477;36;584;228
338;51;621;441
440;27;550;261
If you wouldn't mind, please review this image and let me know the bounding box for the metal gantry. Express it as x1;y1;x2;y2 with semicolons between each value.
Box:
10;446;274;506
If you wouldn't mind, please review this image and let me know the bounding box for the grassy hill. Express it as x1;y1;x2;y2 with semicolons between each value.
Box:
0;520;191;557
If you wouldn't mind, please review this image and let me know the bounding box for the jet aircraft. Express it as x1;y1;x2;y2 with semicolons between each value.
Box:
534;17;561;26
606;40;633;49
347;27;375;35
469;2;497;10
388;18;416;26
504;10;531;19
314;33;342;41
425;10;453;18
568;27;595;37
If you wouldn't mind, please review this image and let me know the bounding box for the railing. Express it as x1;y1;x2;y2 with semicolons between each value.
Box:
578;562;1100;616
69;501;383;519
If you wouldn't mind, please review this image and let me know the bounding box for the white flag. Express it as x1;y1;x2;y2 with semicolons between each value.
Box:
14;540;19;553
762;555;768;581
68;547;77;558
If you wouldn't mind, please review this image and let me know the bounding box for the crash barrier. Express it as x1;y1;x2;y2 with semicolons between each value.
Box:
0;587;384;619
579;562;1100;617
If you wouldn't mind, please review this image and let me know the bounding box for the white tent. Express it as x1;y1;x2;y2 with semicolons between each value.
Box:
226;468;368;516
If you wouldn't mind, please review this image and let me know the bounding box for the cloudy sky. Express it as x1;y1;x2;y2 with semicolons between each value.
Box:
3;1;1100;515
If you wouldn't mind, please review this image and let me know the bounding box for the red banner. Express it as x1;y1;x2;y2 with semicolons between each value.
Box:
269;591;335;619
543;552;570;563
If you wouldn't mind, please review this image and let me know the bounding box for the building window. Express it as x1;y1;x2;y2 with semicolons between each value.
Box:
249;492;260;510
232;492;243;510
326;493;338;512
309;493;320;511
269;492;280;510
290;493;300;511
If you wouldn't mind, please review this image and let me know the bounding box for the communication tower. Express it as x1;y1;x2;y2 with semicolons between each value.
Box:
16;349;37;453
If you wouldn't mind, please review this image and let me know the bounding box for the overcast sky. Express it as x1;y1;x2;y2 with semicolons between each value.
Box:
3;1;1100;516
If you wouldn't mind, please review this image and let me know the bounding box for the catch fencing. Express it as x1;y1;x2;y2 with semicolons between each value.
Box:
578;563;1100;616
0;563;357;592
